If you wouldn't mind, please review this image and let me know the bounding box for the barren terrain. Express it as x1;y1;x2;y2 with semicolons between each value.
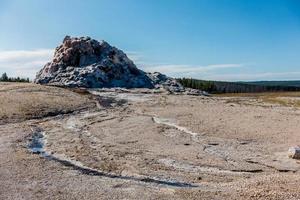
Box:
1;83;300;199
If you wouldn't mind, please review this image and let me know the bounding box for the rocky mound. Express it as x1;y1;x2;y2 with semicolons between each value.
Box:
35;36;201;94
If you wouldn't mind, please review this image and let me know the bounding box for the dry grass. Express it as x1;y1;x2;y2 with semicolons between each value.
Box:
215;91;300;98
0;82;95;124
216;92;300;108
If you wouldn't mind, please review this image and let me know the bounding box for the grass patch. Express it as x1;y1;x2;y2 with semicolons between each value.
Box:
215;92;300;108
0;83;95;124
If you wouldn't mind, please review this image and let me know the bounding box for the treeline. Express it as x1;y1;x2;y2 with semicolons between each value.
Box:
0;73;30;83
246;80;300;87
177;78;300;93
178;78;217;92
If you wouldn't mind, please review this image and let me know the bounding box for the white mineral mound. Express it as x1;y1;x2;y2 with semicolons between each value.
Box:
35;36;202;95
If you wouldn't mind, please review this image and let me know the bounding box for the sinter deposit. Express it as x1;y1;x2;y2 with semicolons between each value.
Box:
35;36;200;94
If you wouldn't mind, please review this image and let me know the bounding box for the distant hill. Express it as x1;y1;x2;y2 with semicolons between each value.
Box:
177;78;300;93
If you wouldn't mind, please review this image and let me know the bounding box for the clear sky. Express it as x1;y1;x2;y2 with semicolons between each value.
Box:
1;0;300;81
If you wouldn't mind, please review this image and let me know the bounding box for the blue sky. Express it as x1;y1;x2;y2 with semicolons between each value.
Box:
1;0;300;81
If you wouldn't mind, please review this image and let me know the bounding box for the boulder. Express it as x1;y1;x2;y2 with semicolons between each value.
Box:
288;147;300;159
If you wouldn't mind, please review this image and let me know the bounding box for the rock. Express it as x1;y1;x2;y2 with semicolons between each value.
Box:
146;71;185;93
288;147;300;159
183;88;204;96
35;36;203;95
35;36;154;88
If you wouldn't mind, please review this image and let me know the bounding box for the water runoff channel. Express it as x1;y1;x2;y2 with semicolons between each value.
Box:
27;127;198;188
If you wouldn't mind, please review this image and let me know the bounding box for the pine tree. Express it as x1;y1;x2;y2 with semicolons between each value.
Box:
1;72;8;81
